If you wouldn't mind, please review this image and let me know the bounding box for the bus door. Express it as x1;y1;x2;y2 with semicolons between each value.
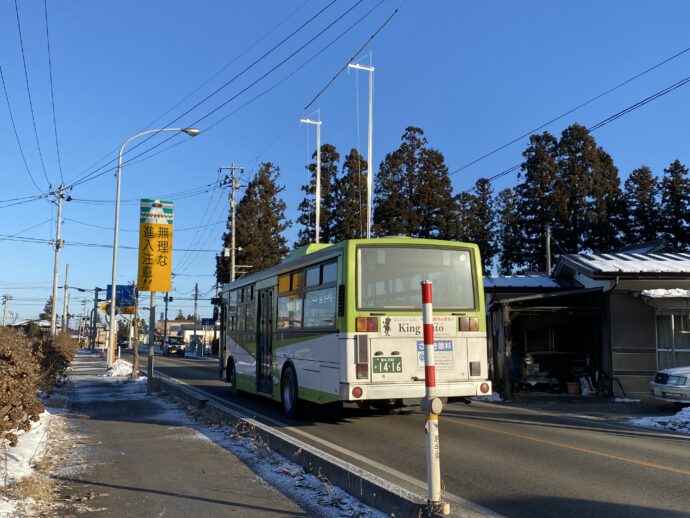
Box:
256;287;274;395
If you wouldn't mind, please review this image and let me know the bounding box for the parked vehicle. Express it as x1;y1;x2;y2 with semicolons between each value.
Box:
163;336;186;357
650;366;690;404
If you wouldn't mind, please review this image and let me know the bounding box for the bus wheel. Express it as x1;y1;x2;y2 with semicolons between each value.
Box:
227;360;237;398
281;365;301;417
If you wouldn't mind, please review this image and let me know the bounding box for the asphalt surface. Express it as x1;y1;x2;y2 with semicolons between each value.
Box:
56;351;308;518
127;349;690;518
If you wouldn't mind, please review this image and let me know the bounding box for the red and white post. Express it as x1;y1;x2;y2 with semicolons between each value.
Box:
421;281;448;514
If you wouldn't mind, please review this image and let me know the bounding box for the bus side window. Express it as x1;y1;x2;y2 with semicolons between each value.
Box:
303;287;336;328
277;294;303;329
322;262;337;284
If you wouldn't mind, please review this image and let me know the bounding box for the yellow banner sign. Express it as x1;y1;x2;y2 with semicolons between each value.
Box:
137;199;173;292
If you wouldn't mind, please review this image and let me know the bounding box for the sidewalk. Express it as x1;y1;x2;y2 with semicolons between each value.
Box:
55;350;308;517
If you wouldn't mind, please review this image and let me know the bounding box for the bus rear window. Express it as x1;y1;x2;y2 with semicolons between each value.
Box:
357;247;475;310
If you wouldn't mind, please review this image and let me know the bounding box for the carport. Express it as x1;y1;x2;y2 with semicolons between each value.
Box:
489;288;604;399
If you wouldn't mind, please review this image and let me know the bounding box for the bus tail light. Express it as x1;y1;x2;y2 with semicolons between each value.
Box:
480;383;490;394
352;387;363;398
356;317;379;333
356;335;369;379
460;317;479;331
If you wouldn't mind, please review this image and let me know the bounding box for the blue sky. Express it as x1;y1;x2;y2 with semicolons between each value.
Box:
2;0;690;321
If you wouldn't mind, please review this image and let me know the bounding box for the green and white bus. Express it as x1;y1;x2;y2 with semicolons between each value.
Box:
219;237;491;416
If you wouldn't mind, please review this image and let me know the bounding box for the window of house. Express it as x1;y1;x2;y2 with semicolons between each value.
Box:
656;313;690;369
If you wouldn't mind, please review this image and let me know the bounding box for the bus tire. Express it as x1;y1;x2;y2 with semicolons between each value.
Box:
227;360;237;398
281;365;301;418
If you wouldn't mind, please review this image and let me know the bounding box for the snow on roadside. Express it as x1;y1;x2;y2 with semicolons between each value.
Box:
472;392;503;402
0;411;55;516
628;406;690;435
102;359;132;377
74;366;386;517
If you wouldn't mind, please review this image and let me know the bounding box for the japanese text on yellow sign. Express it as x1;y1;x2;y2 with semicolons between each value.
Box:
137;199;173;292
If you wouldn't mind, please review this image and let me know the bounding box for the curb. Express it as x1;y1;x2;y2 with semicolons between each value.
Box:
149;373;499;518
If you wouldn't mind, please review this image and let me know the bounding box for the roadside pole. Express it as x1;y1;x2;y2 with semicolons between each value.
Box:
420;281;449;516
147;291;156;395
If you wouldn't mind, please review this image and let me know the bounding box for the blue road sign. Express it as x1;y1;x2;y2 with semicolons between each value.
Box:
106;285;137;307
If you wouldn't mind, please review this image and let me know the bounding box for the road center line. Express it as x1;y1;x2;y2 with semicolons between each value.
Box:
446;416;690;477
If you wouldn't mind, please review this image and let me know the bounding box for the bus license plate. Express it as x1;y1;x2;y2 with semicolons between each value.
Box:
373;356;402;373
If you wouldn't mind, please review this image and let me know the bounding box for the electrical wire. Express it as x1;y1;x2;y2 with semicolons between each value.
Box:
457;73;690;194
450;45;690;176
43;0;64;184
14;0;51;187
0;64;42;192
304;5;399;110
66;1;338;190
114;0;367;179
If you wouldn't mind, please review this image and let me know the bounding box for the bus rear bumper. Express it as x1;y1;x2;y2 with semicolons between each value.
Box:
340;381;491;401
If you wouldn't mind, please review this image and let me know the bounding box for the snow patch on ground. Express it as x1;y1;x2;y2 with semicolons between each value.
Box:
200;423;387;518
614;397;642;403
0;410;55;516
628;406;690;435
102;359;132;377
472;392;503;402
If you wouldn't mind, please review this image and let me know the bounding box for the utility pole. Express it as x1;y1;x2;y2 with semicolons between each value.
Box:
348;61;374;238
219;164;244;282
50;185;70;336
2;294;11;326
546;223;552;274
90;287;102;350
300;113;322;244
163;293;172;344
62;263;69;332
193;282;199;355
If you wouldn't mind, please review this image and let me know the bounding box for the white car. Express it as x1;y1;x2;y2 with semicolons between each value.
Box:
650;366;690;404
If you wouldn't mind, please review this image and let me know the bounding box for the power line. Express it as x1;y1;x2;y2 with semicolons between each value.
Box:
114;1;387;172
304;4;400;110
43;0;64;184
66;1;338;190
458;72;690;194
14;0;51;187
450;45;690;176
0;64;42;192
0;233;219;252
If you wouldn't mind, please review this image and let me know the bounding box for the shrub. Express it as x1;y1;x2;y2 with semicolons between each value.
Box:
0;328;44;448
36;333;79;390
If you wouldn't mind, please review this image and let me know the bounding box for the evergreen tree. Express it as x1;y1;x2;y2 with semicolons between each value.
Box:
462;178;497;273
622;166;660;245
660;159;690;250
295;144;340;247
584;148;624;252
496;188;522;275
174;309;185;320
373;127;454;238
332;148;367;240
216;162;291;284
516;132;559;272
452;191;473;242
39;296;53;320
552;124;598;254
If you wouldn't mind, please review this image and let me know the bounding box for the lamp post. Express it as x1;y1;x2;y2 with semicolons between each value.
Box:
300;113;322;244
107;127;200;367
348;62;374;238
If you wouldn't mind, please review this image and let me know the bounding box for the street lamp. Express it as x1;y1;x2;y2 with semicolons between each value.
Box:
107;127;200;367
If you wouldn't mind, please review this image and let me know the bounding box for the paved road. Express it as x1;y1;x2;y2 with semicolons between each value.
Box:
124;350;690;518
